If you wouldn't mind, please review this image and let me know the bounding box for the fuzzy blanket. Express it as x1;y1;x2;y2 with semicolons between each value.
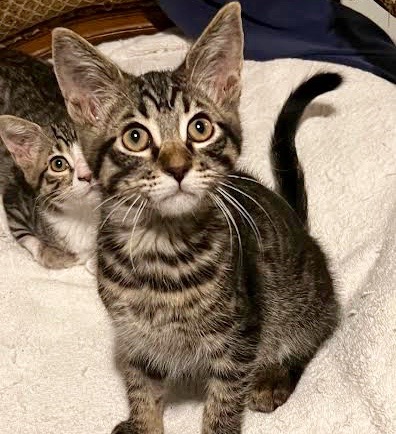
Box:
1;31;395;434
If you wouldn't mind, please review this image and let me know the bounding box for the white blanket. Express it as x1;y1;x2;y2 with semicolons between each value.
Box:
1;31;395;434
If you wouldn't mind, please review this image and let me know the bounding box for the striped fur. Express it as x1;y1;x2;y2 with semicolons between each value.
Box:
53;3;340;433
0;50;100;269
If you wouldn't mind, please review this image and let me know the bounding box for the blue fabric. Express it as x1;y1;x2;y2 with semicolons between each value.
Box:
159;0;396;84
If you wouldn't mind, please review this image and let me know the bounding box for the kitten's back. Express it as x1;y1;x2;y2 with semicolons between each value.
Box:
0;49;67;124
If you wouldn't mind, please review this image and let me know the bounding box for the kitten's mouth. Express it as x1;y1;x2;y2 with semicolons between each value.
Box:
162;190;195;202
157;189;200;216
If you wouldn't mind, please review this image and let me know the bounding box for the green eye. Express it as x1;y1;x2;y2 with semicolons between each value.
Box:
188;117;214;142
122;125;151;152
50;156;69;172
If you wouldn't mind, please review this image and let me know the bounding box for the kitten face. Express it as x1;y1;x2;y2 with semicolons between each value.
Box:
0;115;98;205
53;1;243;217
89;72;241;217
39;124;98;206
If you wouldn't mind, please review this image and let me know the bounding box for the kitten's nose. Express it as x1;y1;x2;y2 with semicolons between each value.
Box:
165;165;189;183
78;172;92;183
158;142;192;184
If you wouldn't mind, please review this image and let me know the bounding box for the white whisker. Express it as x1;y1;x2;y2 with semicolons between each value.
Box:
219;181;276;233
122;195;141;225
209;192;233;253
227;174;263;186
94;194;120;211
100;196;130;230
217;187;263;252
210;192;242;266
128;198;148;271
226;174;297;215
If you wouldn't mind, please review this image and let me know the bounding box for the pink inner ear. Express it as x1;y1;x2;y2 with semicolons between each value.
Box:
5;134;34;163
69;93;99;124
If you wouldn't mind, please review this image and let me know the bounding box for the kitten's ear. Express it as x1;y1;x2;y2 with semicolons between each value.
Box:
182;2;243;107
0;115;53;187
52;28;124;126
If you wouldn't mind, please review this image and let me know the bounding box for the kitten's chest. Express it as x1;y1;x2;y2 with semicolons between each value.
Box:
114;299;231;379
46;202;99;261
100;223;234;377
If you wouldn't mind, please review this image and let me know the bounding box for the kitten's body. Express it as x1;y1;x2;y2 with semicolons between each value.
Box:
53;3;340;432
0;50;99;269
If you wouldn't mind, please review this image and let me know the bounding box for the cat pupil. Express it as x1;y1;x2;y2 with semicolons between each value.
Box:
195;121;205;134
131;130;140;142
55;159;63;168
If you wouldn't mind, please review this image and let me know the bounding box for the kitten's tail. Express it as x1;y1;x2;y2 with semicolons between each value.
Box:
271;72;342;229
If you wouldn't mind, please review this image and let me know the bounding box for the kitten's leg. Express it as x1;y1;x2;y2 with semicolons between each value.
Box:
248;361;305;413
202;362;249;434
19;235;77;269
113;365;165;434
19;235;42;261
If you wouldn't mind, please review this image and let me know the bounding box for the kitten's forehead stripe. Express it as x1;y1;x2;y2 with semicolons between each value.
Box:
120;111;136;122
139;72;182;115
141;89;161;112
137;101;148;118
182;95;191;113
169;86;180;109
51;123;77;147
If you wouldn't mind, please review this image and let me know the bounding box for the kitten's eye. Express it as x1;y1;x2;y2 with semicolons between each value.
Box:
188;117;214;142
50;156;69;172
122;125;151;152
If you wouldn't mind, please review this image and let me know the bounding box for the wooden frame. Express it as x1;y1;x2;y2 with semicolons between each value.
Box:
1;1;173;58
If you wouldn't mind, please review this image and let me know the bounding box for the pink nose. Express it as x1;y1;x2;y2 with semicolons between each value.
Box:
78;172;92;182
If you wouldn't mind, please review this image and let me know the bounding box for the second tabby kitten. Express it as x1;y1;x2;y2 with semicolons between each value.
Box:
0;50;99;269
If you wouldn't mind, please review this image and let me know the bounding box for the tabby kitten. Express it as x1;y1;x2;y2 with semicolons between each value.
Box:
53;2;340;433
0;50;99;269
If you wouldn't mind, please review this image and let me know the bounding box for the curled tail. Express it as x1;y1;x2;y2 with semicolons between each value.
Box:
271;72;342;229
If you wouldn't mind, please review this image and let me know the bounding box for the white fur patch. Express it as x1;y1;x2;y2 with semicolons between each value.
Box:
148;172;207;216
46;192;99;262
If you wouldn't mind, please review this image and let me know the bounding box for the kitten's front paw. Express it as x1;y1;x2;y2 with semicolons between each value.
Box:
248;382;292;413
111;419;163;434
111;421;139;434
38;244;78;269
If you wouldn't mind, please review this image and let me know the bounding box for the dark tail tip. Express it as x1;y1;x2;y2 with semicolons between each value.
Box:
306;72;343;93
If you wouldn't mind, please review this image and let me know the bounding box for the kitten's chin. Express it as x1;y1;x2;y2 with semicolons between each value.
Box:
157;192;201;217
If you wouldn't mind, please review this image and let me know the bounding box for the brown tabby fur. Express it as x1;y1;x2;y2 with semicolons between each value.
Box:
52;3;339;433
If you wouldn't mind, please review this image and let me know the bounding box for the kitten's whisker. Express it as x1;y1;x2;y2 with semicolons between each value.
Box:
35;189;59;211
122;195;141;225
219;181;277;233
226;174;297;215
211;192;242;265
128;198;147;271
217;187;263;252
209;192;233;253
100;197;130;230
94;194;120;211
226;174;264;186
